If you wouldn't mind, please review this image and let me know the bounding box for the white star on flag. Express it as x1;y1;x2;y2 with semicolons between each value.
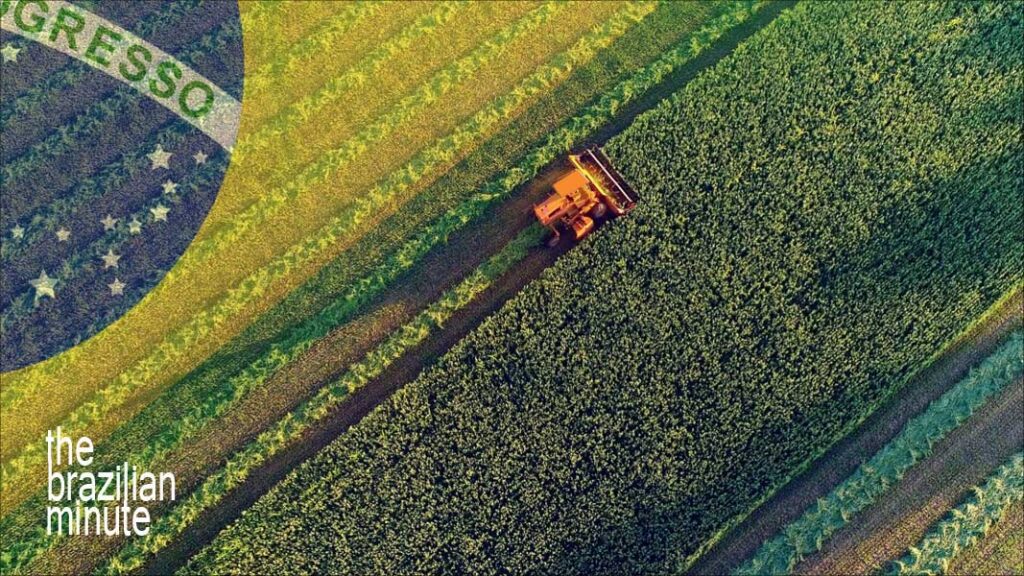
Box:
162;180;178;195
101;249;121;269
193;150;208;165
101;214;118;231
128;218;143;234
1;43;20;63
11;225;25;239
147;145;172;170
56;228;71;242
108;278;126;296
151;204;170;222
30;270;57;301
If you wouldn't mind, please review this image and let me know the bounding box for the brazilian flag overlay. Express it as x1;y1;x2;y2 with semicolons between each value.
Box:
0;0;243;371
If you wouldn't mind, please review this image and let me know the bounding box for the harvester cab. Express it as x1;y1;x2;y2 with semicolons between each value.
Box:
533;147;637;246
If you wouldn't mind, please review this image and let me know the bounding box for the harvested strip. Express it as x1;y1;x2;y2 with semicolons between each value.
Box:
885;453;1024;576
244;2;379;95
736;332;1024;575
945;499;1024;576
218;1;525;218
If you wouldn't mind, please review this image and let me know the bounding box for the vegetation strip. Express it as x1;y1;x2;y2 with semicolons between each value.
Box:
885;453;1024;576
242;1;382;102
735;332;1024;575
184;1;1021;572
231;1;464;167
0;120;188;263
945;499;1024;576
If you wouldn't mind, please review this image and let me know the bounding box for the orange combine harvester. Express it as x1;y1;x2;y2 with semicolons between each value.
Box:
533;147;637;246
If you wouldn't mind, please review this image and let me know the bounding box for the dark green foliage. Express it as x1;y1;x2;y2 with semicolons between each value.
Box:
187;1;1023;574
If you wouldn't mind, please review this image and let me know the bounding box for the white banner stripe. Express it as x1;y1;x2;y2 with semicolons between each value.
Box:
1;0;241;150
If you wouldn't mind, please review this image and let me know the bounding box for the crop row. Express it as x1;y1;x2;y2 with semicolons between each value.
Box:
235;0;349;74
231;1;464;170
242;2;385;113
2;91;139;190
886;453;1024;576
0;1;655;529
736;331;1024;575
185;1;1023;573
946;500;1024;576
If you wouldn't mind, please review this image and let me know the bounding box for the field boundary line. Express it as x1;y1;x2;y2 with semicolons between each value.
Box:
685;284;1024;573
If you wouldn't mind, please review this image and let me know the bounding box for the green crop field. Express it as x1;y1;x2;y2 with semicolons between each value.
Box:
182;1;1023;574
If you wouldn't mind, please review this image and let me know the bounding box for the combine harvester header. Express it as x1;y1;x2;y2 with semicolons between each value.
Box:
533;147;637;246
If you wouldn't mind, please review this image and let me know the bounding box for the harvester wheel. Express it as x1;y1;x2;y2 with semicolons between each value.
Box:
591;202;607;219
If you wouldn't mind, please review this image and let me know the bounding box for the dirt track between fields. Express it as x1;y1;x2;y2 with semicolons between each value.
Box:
132;5;797;574
689;291;1024;575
